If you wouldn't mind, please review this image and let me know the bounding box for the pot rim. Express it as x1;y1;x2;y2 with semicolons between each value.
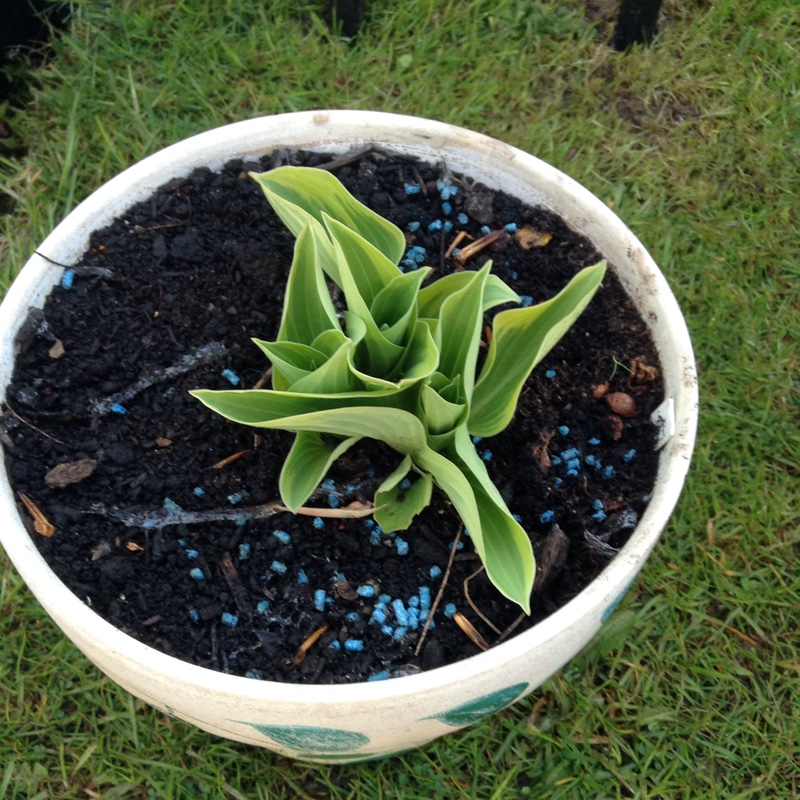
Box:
0;109;698;703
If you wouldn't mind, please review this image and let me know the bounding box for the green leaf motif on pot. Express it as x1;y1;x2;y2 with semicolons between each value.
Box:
426;682;530;727
244;723;370;753
191;166;606;612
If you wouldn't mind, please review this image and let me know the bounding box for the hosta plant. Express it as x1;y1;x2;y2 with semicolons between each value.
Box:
192;166;605;612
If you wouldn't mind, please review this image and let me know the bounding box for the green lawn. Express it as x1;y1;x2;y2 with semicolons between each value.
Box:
1;1;798;797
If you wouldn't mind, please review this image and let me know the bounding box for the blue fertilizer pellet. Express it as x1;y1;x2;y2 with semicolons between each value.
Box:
428;219;443;232
408;608;420;630
297;569;309;584
227;490;248;505
623;449;637;463
457;212;469;225
238;543;251;560
60;269;75;290
539;510;555;524
344;639;364;652
163;497;182;514
368;671;390;682
545;369;557;378
585;454;597;466
378;594;392;605
404;183;421;194
561;448;579;461
357;584;376;598
453;540;464;551
189;568;205;581
221;369;240;386
393;627;408;641
551;456;562;466
345;612;361;623
519;295;534;308
442;201;453;215
567;458;581;471
554;477;564;489
559;425;570;436
512;271;519;280
399;477;412;490
178;539;187;547
365;518;375;529
407;220;421;232
567;468;580;477
512;514;522;523
256;600;270;615
221;612;238;628
185;548;199;559
328;493;340;508
272;530;291;545
444;603;457;619
592;499;604;511
371;607;388;625
603;465;616;479
592;511;608;523
381;624;394;637
481;450;493;462
504;222;517;233
245;670;262;680
329;640;341;651
312;517;324;530
270;560;287;574
588;437;601;446
313;589;327;612
321;478;336;491
472;435;483;444
407;595;420;609
188;608;200;622
392;599;409;627
480;225;492;235
369;530;381;546
110;403;127;415
395;538;409;556
419;586;431;610
192;486;205;497
429;565;442;579
444;220;454;233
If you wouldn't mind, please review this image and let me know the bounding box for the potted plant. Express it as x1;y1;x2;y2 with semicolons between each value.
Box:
0;110;698;763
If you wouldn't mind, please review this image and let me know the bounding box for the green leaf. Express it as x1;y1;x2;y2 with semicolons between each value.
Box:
280;431;361;511
370;268;430;345
469;261;606;437
288;336;361;395
251;340;325;390
275;221;340;347
252;166;406;269
436;263;491;400
374;456;433;532
417;269;519;319
420;383;466;436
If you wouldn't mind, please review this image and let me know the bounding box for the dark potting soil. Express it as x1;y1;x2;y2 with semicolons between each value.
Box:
3;148;663;684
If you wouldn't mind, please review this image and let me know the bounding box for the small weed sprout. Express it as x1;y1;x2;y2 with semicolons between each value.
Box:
192;166;605;611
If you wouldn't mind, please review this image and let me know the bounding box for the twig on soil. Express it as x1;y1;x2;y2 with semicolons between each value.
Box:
495;611;528;645
290;624;330;666
3;401;64;444
414;524;462;656
87;499;383;530
453;612;490;651
92;341;228;416
463;565;502;635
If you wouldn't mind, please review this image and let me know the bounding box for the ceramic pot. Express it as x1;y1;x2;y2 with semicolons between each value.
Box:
0;111;698;763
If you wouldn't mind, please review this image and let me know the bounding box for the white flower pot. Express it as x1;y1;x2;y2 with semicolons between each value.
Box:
0;111;698;763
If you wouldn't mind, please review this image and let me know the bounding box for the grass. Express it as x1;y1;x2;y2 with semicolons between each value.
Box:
1;0;798;797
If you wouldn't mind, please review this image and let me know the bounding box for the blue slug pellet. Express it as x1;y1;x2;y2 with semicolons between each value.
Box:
559;425;570;436
419;586;431;610
393;627;408;641
270;560;287;574
519;295;534;308
407;220;421;232
371;607;388;625
297;569;309;584
345;612;361;623
220;612;238;628
504;222;517;233
344;639;364;652
329;640;341;651
312;517;324;530
221;369;240;386
444;603;457;618
546;369;557;378
407;595;420;609
61;269;75;290
189;568;205;581
245;670;262;680
192;486;205;497
357;584;376;598
188;609;200;622
457;212;469;225
110;403;127;415
272;530;291;544
227;490;247;505
588;437;601;446
368;671;390;682
481;450;493;462
395;538;409;556
256;600;270;615
539;510;554;524
185;548;199;560
429;565;442;579
314;589;327;612
404;183;421;194
321;478;336;491
238;543;251;560
623;449;637;463
392;599;409;627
